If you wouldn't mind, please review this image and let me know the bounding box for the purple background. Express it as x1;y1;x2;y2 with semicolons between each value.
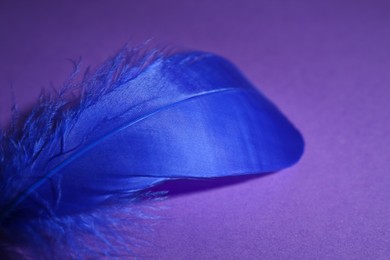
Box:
1;0;389;259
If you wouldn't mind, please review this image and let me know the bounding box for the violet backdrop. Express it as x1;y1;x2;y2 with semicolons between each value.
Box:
0;0;389;259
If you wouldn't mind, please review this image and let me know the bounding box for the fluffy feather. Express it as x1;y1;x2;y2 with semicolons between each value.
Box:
0;45;303;259
0;46;168;259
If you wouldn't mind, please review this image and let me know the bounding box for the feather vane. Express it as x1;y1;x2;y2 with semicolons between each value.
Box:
0;46;304;258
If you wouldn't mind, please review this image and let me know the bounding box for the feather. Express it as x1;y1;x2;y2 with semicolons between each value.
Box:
0;45;304;259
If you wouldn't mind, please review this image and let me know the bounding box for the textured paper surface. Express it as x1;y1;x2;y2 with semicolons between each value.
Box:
0;0;389;259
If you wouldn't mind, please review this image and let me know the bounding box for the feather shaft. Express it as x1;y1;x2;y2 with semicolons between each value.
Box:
0;87;241;222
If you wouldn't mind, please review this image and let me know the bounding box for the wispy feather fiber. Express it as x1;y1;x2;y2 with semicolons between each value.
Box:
0;46;167;259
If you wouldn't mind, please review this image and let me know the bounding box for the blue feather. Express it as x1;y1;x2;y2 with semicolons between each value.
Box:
0;46;304;258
